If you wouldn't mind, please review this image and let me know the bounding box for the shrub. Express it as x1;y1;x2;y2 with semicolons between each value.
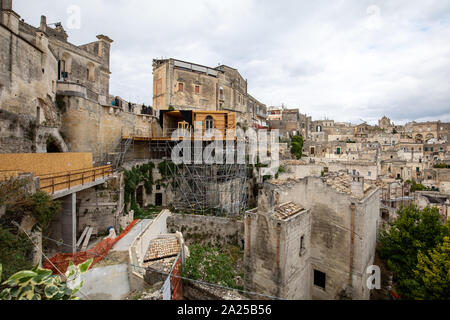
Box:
290;135;303;159
181;245;241;290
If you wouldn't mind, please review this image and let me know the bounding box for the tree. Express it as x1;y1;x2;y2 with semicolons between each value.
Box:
290;135;303;159
378;205;449;298
413;237;450;300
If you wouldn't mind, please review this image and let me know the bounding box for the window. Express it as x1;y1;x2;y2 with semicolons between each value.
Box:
368;171;371;177
195;85;200;94
314;270;326;289
205;116;214;133
219;87;224;100
156;185;161;190
299;235;305;256
178;83;184;92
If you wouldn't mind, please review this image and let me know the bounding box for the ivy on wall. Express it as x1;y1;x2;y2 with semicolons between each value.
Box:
0;179;61;280
123;162;155;214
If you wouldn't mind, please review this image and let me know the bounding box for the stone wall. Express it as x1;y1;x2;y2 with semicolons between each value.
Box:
0;17;61;153
60;96;156;162
245;177;380;300
76;185;119;236
244;207;312;300
167;214;244;248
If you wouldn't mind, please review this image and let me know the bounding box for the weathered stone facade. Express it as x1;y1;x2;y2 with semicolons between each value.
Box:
152;58;266;127
244;174;380;300
167;214;244;248
0;2;155;159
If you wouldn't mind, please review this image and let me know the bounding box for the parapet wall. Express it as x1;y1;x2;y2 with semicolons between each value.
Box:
128;210;171;291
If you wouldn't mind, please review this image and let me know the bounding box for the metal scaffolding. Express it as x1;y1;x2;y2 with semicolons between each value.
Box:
160;140;248;217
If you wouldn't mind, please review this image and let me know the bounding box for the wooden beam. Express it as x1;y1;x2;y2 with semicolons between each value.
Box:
76;226;90;248
81;227;93;251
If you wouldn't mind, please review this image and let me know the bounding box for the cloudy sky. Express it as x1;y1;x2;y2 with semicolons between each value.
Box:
14;0;450;125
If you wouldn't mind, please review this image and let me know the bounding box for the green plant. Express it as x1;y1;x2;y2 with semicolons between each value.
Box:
181;245;241;290
0;178;61;235
0;259;93;300
0;226;33;281
123;161;155;213
413;236;450;300
25;120;37;141
408;180;431;192
290;135;303;159
378;205;449;299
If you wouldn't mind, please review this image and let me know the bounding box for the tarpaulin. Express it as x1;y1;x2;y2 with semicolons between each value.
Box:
43;220;139;274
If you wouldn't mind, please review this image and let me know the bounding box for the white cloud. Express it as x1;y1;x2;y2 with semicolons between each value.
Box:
13;0;450;124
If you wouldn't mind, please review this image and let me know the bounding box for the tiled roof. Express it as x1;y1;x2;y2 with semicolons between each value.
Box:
144;236;180;262
272;201;303;220
324;172;373;198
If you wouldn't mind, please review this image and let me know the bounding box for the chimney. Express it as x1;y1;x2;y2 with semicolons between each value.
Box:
1;0;19;34
351;174;365;199
96;34;114;69
1;0;12;11
40;15;47;32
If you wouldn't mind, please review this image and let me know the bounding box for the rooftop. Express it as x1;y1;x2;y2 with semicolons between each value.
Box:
272;201;304;220
269;172;376;200
323;172;374;199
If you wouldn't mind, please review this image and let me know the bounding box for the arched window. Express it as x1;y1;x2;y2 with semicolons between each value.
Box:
205;116;214;133
59;52;72;80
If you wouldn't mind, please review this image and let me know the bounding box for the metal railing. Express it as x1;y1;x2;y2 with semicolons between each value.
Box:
39;165;113;194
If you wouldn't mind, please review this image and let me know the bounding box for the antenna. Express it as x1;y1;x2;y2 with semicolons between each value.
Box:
47;22;62;27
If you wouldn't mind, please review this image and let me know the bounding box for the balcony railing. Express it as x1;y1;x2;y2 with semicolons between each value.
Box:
39;165;113;194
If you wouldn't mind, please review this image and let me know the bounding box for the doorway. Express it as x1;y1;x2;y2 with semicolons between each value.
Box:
136;185;144;208
155;193;163;206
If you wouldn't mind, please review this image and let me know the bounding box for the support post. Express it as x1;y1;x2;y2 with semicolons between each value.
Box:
61;192;77;253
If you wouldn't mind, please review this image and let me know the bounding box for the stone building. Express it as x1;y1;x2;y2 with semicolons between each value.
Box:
267;107;311;139
0;1;157;161
152;58;265;127
244;173;380;300
0;1;63;153
405;121;450;144
247;94;267;129
378;116;395;133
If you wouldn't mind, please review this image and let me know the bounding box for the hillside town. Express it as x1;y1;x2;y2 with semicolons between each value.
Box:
0;1;449;302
